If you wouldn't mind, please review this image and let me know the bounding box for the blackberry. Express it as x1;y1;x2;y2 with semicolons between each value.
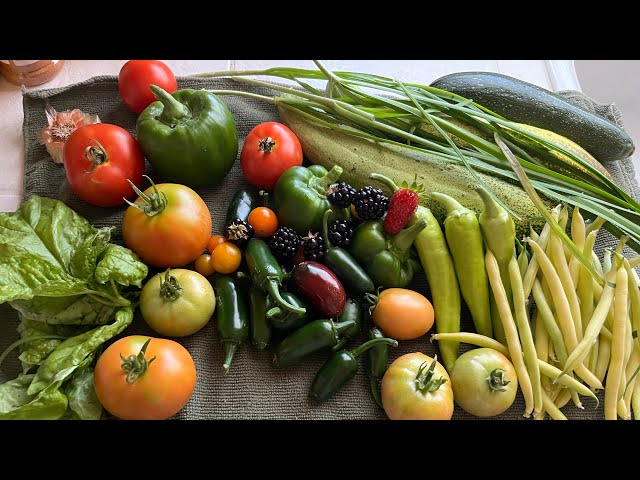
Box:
352;186;389;220
269;226;301;259
328;219;355;248
226;218;254;246
302;231;326;261
327;182;357;208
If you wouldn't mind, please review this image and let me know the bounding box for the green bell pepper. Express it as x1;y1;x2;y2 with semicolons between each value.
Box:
274;164;349;235
349;219;426;288
136;85;238;187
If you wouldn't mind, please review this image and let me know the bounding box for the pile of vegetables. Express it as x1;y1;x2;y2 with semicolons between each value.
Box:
2;59;639;420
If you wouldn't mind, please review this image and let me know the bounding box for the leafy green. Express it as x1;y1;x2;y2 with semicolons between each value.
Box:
0;195;147;304
0;374;68;420
64;368;103;420
11;294;117;326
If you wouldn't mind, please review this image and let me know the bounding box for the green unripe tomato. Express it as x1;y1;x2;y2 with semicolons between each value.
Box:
140;269;215;337
450;348;518;417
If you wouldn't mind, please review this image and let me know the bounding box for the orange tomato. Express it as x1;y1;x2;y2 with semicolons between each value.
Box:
207;234;227;253
210;242;242;274
248;207;278;237
371;288;434;340
195;253;216;277
94;336;196;420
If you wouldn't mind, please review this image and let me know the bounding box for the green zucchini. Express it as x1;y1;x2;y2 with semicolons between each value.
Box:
430;71;635;163
278;106;550;237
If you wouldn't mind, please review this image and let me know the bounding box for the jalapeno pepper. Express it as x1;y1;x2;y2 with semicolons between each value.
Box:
311;336;398;402
225;187;258;227
214;275;249;375
331;296;362;351
348;218;426;289
274;164;349;235
366;327;389;408
244;238;306;315
321;210;375;295
249;284;272;350
266;291;310;331
273;318;356;368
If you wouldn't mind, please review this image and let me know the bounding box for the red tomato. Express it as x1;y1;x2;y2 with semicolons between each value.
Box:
118;60;178;114
240;122;303;190
122;182;212;268
94;336;196;420
62;123;145;207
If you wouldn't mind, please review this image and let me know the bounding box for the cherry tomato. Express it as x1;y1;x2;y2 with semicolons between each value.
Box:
94;335;196;420
240;122;303;190
381;352;454;420
122;181;212;268
210;242;242;274
62;123;145;207
118;60;178;114
140;269;215;337
371;288;434;340
450;348;518;417
207;234;227;253
195;253;216;277
248;207;278;237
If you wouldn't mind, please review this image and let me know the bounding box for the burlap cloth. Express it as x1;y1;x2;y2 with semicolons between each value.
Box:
1;76;639;420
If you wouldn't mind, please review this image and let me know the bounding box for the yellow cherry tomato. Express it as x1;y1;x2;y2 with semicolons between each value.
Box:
210;242;242;274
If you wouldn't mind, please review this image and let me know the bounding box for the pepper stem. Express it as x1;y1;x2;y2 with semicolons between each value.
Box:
83;138;108;174
258;137;277;152
259;190;270;207
388;218;427;260
266;306;285;321
123;175;168;217
487;368;511;392
265;279;306;315
431;191;468;216
349;337;398;359
334;319;357;335
159;269;182;301
312;165;343;194
414;355;448;394
369;172;400;193
222;342;238;375
476;186;502;218
150;84;191;126
120;338;156;383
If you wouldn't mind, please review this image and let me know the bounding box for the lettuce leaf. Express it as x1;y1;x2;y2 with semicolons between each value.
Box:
64;368;102;420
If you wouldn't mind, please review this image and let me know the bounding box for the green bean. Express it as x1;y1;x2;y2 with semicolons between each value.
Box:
534;310;549;362
522;206;559;299
517;240;529;279
430;332;508;355
568;206;586;289
527;239;578;355
579;232;598;335
603;249;612;274
542;389;567;420
633;372;640;420
556;264;618;379
529;225;540;243
605;266;628;420
549;232;582;342
629;257;640;269
588;336;600;376
622;348;640;420
509;257;542;415
534;279;569;365
432;191;492;338
592;251;604;277
554;388;573;409
485;249;534;417
595;336;612;384
585;215;606;236
623;259;640;351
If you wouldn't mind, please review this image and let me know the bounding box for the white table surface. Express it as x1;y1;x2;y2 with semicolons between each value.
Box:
0;60;583;212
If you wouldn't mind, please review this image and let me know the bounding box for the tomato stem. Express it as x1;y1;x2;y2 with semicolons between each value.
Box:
83;138;108;174
159;269;182;301
120;338;156;383
414;355;447;394
258;137;276;153
486;368;511;392
124;175;168;217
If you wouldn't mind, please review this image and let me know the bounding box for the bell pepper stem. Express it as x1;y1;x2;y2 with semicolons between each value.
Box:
265;306;285;321
310;165;343;194
265;279;306;315
369;172;400;193
389;218;427;259
150;84;191;125
221;342;238;375
349;337;398;358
